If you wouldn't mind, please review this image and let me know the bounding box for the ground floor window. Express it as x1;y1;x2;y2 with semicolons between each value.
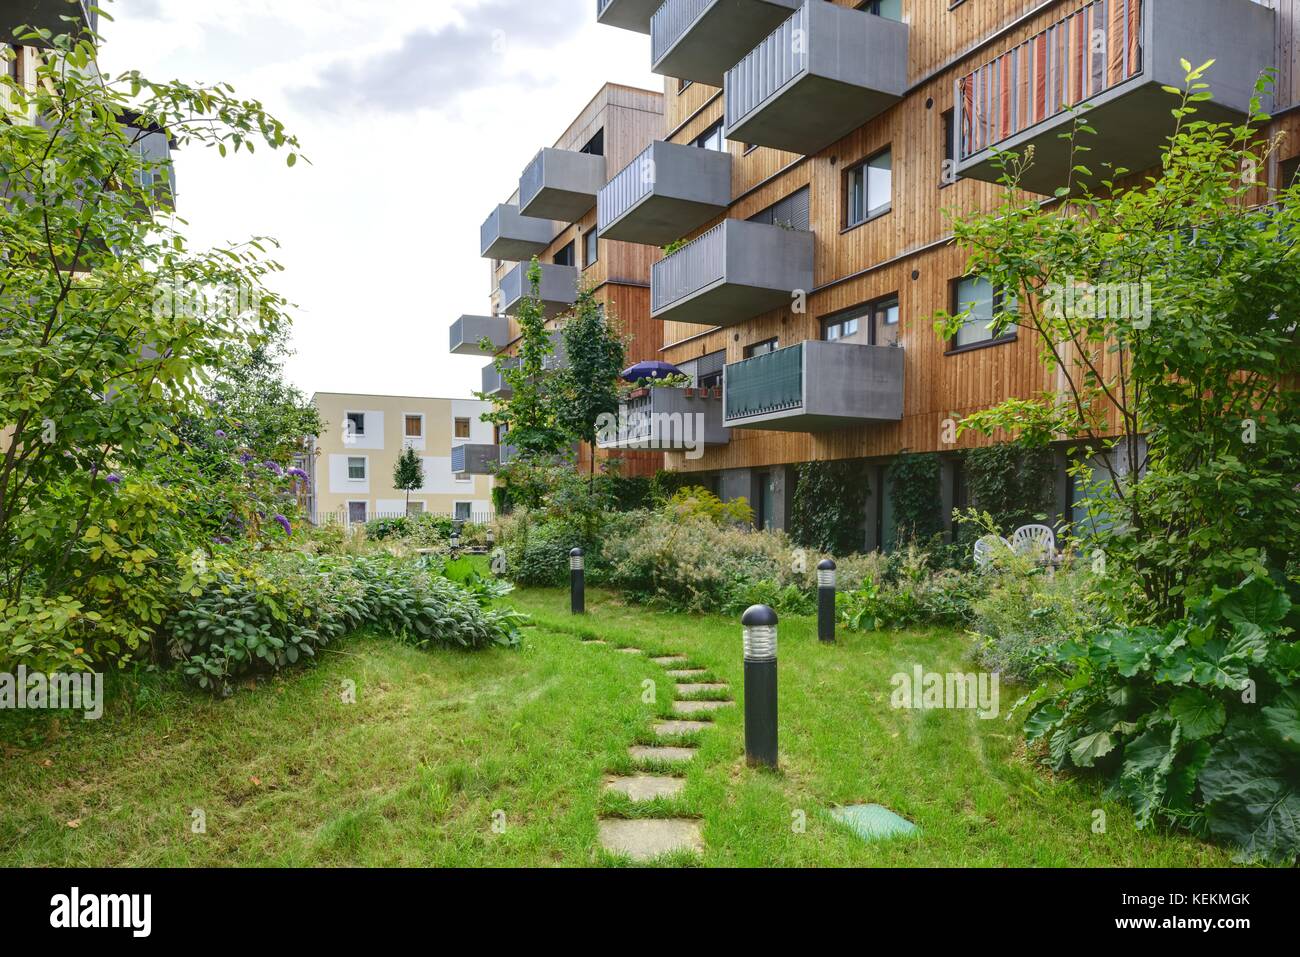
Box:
454;502;472;521
406;501;425;517
347;501;367;525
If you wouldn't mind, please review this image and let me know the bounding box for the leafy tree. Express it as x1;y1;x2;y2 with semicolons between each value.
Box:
0;19;302;670
480;259;569;459
935;66;1299;618
552;287;626;478
392;445;424;511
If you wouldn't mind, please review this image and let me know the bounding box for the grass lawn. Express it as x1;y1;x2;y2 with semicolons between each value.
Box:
0;584;1237;867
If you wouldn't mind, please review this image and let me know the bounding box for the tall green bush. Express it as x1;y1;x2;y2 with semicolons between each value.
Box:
789;459;870;555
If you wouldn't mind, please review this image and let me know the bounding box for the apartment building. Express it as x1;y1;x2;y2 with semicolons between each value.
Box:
453;82;668;478
580;0;1300;547
307;394;496;525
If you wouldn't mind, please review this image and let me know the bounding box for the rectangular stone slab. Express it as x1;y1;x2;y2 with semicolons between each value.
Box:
597;818;703;861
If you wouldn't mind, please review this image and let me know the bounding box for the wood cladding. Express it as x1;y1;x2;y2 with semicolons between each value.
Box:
646;0;1300;474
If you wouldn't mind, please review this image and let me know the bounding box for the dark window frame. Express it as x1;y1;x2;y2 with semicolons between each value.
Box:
946;276;1018;355
843;146;893;231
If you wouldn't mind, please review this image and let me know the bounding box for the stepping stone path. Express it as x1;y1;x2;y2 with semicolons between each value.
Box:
578;636;735;863
654;720;712;735
597;818;703;862
675;683;729;695
672;699;734;715
603;774;685;801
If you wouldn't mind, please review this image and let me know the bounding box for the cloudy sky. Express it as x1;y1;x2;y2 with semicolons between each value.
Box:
98;0;661;399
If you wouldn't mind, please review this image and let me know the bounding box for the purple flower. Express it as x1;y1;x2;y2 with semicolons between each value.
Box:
261;461;284;477
273;514;292;536
214;429;227;439
213;535;233;545
287;467;309;481
239;453;253;464
105;473;122;485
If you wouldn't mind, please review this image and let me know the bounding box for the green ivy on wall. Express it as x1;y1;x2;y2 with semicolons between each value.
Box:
963;444;1056;536
790;460;871;555
889;451;943;545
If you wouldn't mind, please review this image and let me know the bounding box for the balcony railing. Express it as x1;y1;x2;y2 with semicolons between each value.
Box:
651;0;802;87
596;387;730;450
954;0;1274;194
724;340;904;431
480;204;555;261
597;140;732;245
724;1;907;154
650;218;814;326
451;443;500;476
499;262;579;317
596;0;660;34
519;147;607;222
449;315;510;357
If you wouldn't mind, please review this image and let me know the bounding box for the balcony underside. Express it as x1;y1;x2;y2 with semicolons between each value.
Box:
726;73;901;157
597;0;659;35
8;0;95;45
653;0;801;87
601;194;728;246
957;81;1251;196
654;282;793;328
480;204;554;261
449;315;510;357
519;148;606;222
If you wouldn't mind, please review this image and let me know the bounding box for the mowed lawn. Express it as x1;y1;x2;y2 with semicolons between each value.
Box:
0;585;1237;867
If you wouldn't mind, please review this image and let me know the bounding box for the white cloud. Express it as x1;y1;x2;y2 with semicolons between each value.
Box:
96;0;661;399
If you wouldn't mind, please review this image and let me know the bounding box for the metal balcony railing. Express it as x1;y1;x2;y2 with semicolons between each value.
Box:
724;3;808;132
651;221;725;313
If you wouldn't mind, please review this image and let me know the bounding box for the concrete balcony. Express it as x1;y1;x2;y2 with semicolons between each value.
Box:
451;443;500;476
596;0;659;34
598;140;732;245
499;262;579;318
449;315;510;357
955;0;1275;195
724;340;903;431
481;359;517;399
519;147;607;222
651;218;813;327
652;0;802;87
596;387;730;451
480;204;555;261
723;2;907;155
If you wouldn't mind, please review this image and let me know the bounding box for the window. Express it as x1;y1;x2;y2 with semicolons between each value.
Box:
821;310;860;341
845;147;892;227
404;414;423;438
677;78;693;95
951;277;1016;350
580;129;604;156
347;456;366;480
1282;157;1300;190
454;417;472;439
872;295;900;345
697;350;726;389
554;241;575;267
860;0;903;19
749;187;810;231
406;501;425;517
584;227;599;268
694;120;725;152
941;109;959;187
347;501;367;524
345;411;366;436
745;338;779;358
454;502;473;521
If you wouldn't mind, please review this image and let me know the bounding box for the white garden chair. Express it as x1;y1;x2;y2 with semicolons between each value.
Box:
973;535;1013;570
1011;524;1057;563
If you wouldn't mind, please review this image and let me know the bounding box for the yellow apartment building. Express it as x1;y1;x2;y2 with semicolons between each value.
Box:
307;393;495;525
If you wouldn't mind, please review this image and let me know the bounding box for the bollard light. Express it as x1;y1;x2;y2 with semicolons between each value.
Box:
486;526;496;548
817;558;837;644
570;547;585;615
449;524;461;555
741;604;778;768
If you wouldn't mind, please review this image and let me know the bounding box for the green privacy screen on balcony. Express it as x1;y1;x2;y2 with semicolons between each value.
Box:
725;343;804;421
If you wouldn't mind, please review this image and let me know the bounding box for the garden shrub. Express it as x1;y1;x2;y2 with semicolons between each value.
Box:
889;452;944;545
167;553;523;694
838;546;983;633
962;445;1057;542
1019;575;1299;863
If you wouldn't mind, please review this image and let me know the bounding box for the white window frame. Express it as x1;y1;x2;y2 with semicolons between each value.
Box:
346;500;368;525
347;455;368;481
344;411;366;437
454;502;473;521
402;412;425;440
453;416;472;440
